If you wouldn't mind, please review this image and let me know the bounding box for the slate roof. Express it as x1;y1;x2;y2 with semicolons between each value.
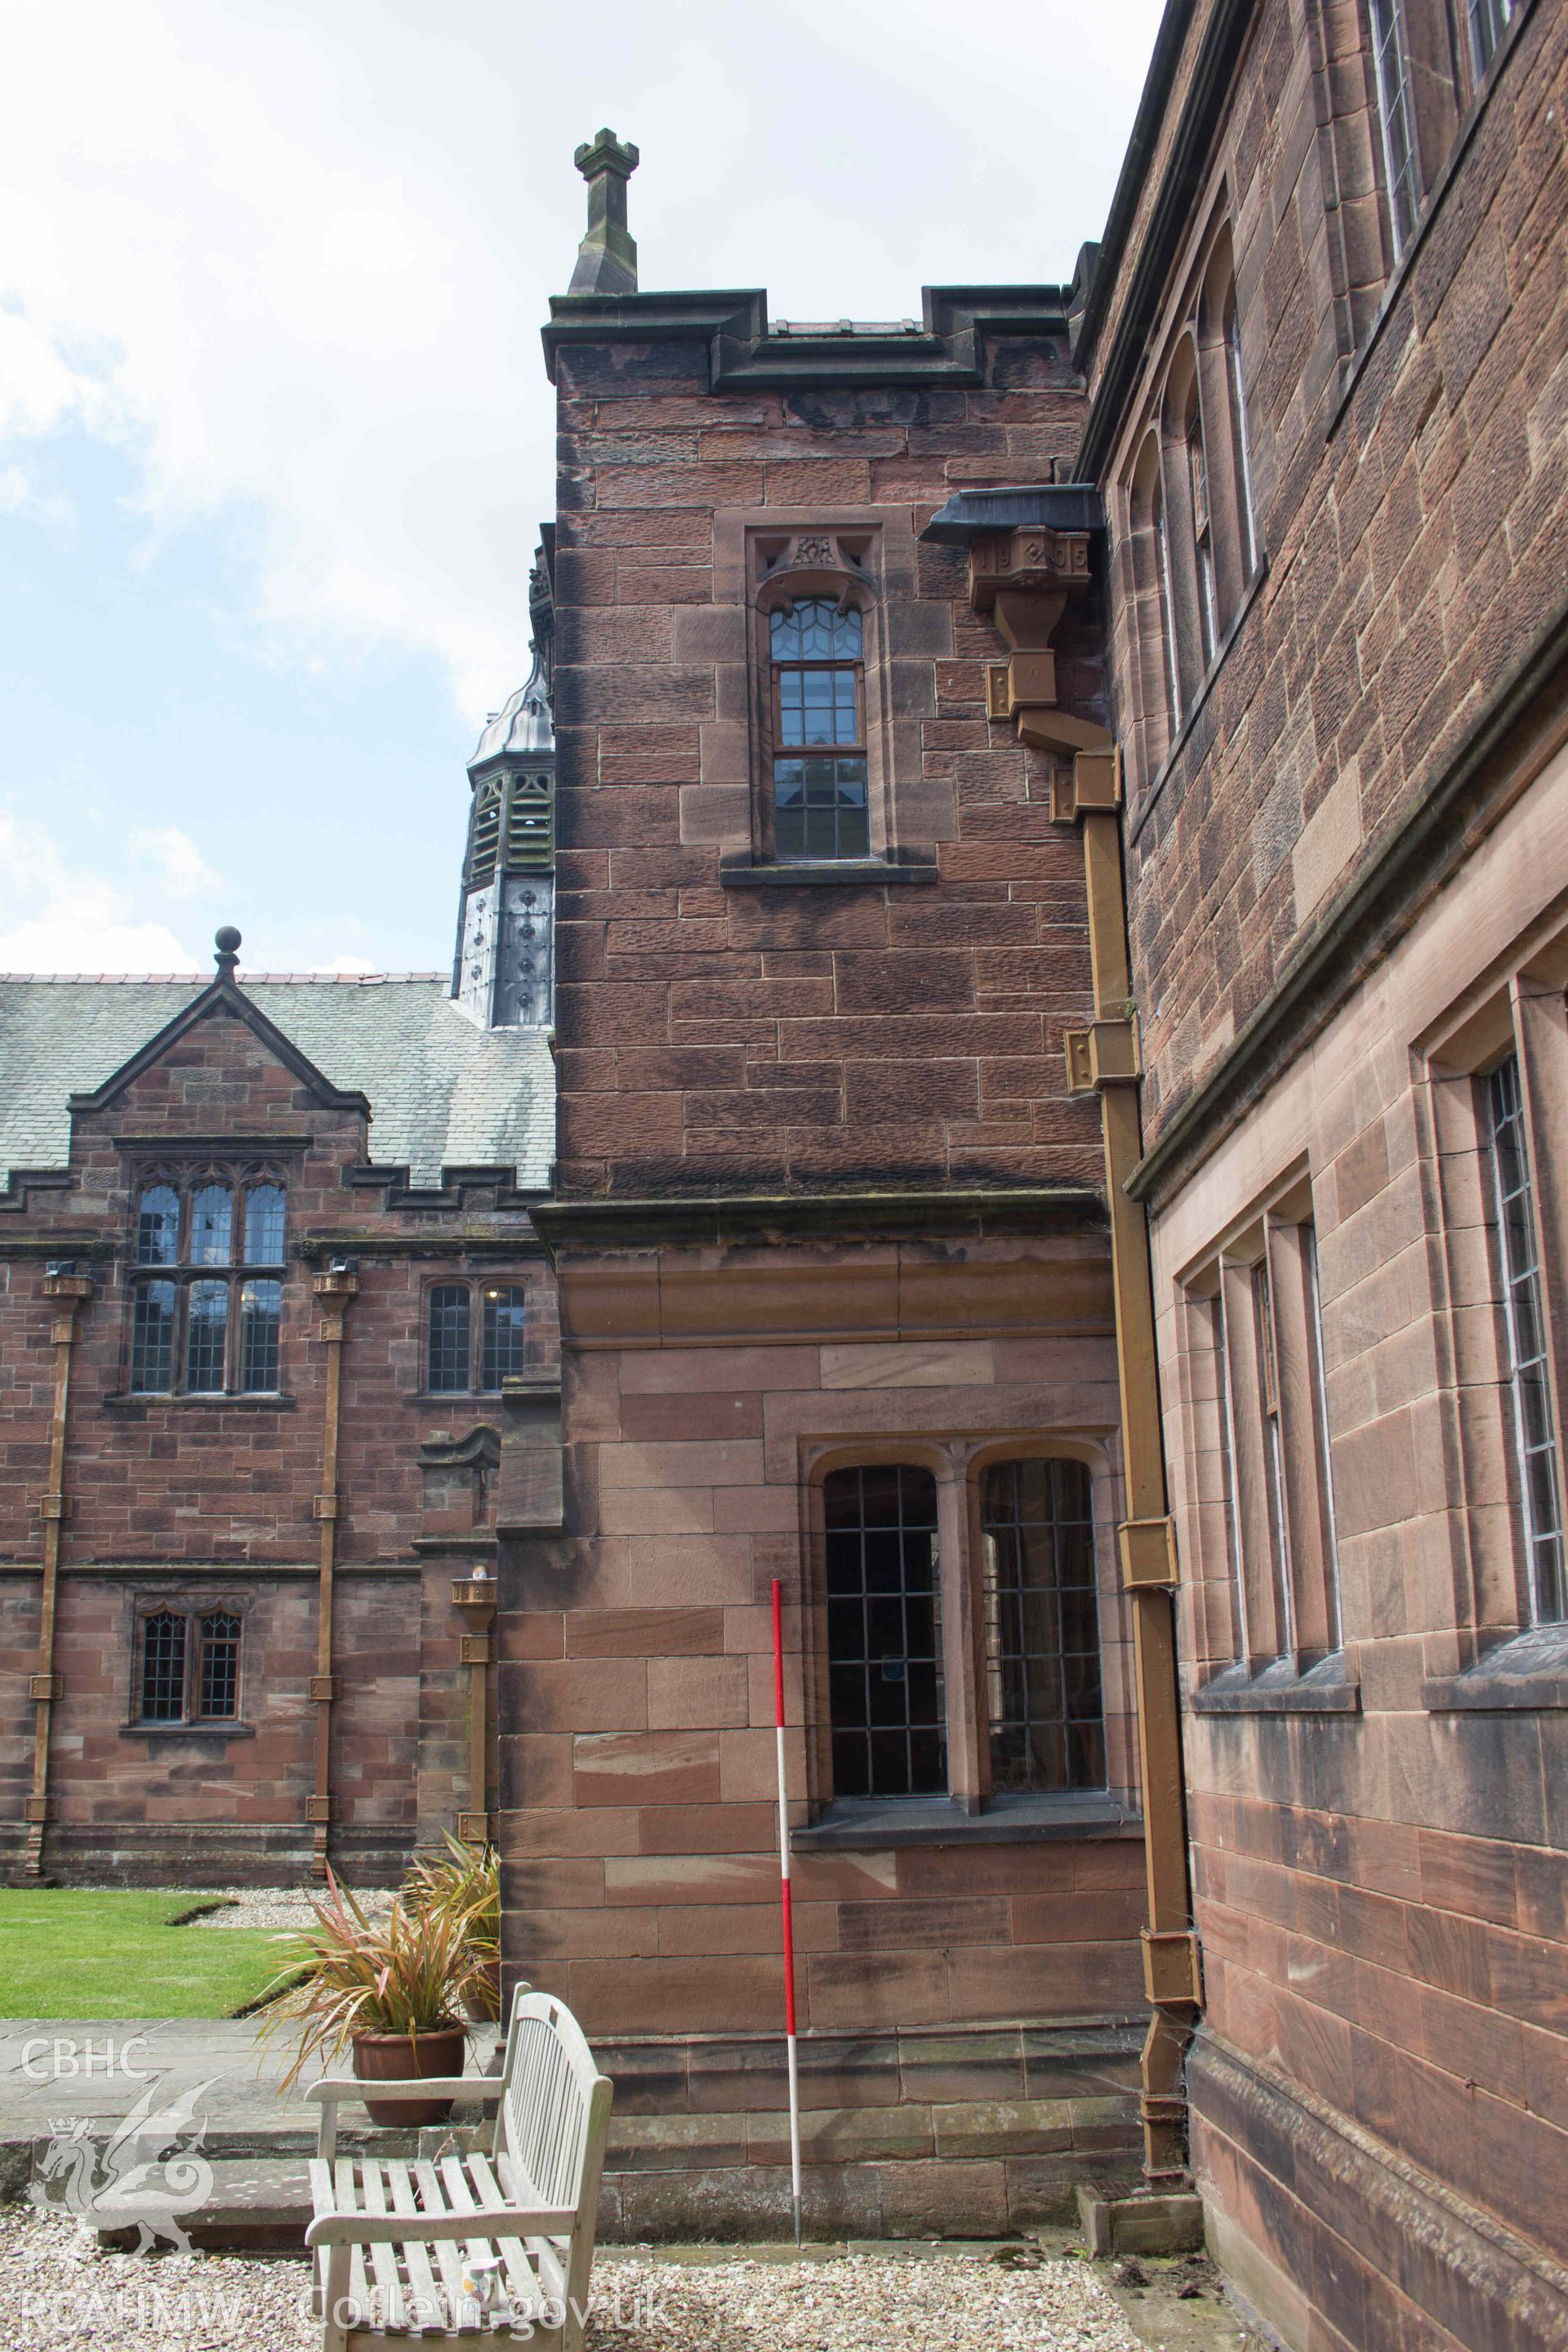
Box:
0;976;555;1191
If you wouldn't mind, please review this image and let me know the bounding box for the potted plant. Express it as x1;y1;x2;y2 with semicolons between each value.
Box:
257;1871;479;2124
405;1834;501;2023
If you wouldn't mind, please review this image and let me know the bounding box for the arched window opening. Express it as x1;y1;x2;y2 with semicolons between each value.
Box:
136;1185;180;1267
243;1184;286;1265
1152;478;1182;728
198;1613;243;1720
1184;381;1218;669
127;1169;285;1396
980;1459;1106;1793
1370;0;1421;258
824;1464;945;1797
770;598;869;862
189;1183;233;1267
1222;284;1257;581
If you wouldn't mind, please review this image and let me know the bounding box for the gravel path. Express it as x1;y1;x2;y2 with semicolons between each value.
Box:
0;2209;1144;2350
185;1887;390;1933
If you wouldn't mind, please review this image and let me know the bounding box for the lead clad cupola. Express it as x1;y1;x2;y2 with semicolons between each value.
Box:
452;552;555;1029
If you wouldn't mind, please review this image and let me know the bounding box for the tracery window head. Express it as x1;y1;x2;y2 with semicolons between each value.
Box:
136;1603;243;1725
126;1168;287;1396
769;597;869;862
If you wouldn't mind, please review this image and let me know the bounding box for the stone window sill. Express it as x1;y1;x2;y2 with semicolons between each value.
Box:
121;1720;255;1740
791;1790;1140;1851
719;858;938;889
1423;1624;1568;1713
1189;1653;1360;1717
104;1392;296;1411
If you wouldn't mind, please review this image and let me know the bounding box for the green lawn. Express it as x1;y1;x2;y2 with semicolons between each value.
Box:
0;1890;294;2018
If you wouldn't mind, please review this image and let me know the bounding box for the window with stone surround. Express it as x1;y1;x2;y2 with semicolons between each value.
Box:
1486;1054;1566;1622
425;1279;532;1395
1183;1183;1343;1688
1424;966;1568;1655
813;1448;1114;1813
1117;217;1259;784
979;1459;1105;1793
126;1168;286;1396
1336;0;1526;299
135;1605;243;1726
746;526;893;868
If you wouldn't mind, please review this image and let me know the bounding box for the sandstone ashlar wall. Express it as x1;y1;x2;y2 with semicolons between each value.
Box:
1153;706;1568;2345
500;1221;1148;2236
1101;0;1568;1139
550;323;1103;1200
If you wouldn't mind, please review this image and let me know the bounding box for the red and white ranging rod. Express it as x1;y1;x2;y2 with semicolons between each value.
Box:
771;1577;804;2248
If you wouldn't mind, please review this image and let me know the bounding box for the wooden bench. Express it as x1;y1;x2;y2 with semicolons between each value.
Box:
304;1989;614;2350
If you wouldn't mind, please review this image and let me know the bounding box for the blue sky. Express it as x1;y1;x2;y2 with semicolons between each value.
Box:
0;0;1164;975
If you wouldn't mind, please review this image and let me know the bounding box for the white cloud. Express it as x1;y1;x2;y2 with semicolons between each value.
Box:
0;0;1163;721
0;813;202;973
130;825;224;899
0;461;74;538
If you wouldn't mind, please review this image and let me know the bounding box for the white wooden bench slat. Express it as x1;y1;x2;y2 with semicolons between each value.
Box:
466;2149;545;2320
384;2163;442;2333
306;1989;612;2352
412;2158;469;2318
361;2158;408;2331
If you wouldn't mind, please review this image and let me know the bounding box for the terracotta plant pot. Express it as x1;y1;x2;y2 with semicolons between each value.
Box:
352;2024;467;2127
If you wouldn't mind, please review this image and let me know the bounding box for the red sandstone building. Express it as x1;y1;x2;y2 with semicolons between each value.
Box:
5;2;1567;2342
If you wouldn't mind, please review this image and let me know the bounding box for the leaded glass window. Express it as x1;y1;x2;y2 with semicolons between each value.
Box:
239;1280;282;1393
1468;0;1512;78
427;1285;472;1393
770;598;870;862
130;1280;176;1394
1370;0;1421;259
244;1185;286;1264
140;1611;187;1722
823;1464;945;1798
185;1281;229;1392
127;1170;287;1394
198;1613;242;1719
1489;1055;1566;1624
189;1184;233;1267
980;1459;1105;1793
136;1186;180;1267
481;1285;529;1389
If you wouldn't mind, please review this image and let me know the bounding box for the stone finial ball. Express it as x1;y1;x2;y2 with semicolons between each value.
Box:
215;925;242;954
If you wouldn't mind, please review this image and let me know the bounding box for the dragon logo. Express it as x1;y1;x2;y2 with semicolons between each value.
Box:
32;2075;218;2254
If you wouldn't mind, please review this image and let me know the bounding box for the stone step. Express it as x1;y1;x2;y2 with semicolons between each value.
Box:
89;2156;313;2253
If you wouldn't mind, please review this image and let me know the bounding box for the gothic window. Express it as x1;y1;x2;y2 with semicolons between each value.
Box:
127;1170;287;1396
136;1606;243;1725
426;1279;532;1392
1183;382;1218;670
1121;222;1263;782
1195;1202;1345;1673
823;1465;945;1797
1369;0;1422;257
1487;1054;1566;1624
769;599;871;862
1467;0;1513;75
980;1459;1106;1793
